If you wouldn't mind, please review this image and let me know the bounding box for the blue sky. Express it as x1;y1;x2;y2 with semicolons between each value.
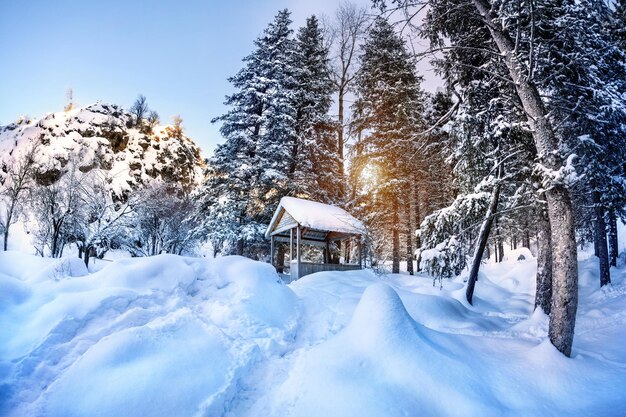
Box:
0;0;440;156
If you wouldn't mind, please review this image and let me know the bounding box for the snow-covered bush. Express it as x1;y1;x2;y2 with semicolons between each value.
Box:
418;191;491;280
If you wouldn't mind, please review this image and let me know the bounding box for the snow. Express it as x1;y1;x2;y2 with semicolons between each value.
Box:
0;102;204;200
266;196;366;238
2;250;626;416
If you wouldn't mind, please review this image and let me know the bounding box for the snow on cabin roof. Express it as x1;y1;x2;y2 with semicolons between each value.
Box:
265;197;366;238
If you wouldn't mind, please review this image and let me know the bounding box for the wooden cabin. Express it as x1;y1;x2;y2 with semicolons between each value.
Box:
265;197;366;280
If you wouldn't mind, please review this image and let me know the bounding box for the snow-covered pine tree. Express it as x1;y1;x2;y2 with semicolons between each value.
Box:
351;17;425;274
198;10;301;258
290;15;340;205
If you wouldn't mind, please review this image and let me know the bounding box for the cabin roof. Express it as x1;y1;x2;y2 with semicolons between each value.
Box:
265;197;366;240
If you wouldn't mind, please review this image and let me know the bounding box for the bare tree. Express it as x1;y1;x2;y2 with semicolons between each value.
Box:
130;94;149;127
30;162;81;258
74;171;136;267
129;181;199;256
166;115;184;139
147;110;160;133
325;2;370;197
0;141;39;251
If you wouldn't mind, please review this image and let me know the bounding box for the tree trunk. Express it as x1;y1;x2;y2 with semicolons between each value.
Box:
405;200;414;276
3;200;17;251
523;217;531;249
276;244;285;273
535;202;553;314
392;196;400;274
472;0;579;357
413;177;422;272
593;192;611;287
608;209;619;267
236;238;244;256
495;219;504;263
84;246;91;268
337;86;345;198
546;187;579;357
466;181;501;305
593;220;599;257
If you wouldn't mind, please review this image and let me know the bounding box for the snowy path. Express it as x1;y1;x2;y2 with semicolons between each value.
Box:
1;252;626;416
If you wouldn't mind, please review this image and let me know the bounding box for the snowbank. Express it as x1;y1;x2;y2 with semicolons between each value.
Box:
0;252;298;417
2;250;626;416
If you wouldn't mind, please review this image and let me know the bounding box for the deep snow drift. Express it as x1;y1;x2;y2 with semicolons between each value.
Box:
1;251;626;416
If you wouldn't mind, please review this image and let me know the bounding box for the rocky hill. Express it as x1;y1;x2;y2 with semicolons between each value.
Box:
0;103;205;198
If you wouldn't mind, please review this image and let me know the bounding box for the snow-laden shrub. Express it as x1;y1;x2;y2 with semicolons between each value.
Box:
418;191;490;282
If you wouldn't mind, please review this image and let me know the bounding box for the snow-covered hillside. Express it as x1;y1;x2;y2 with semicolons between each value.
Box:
0;103;205;198
1;252;625;416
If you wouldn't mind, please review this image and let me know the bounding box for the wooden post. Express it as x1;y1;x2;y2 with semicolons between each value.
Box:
325;240;330;264
270;235;275;267
358;235;362;268
290;228;293;261
296;226;301;278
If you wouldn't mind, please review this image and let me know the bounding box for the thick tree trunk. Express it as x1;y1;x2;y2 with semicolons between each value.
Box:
466;182;501;305
608;209;619;267
3;228;8;251
593;192;611;287
392;196;400;274
405;200;414;276
472;0;579;357
546;187;579;356
535;203;553;314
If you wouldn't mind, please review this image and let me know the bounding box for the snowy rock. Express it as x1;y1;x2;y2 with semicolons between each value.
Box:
0;103;205;199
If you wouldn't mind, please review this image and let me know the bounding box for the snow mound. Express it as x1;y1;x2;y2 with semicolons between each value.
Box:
255;283;494;417
346;283;421;351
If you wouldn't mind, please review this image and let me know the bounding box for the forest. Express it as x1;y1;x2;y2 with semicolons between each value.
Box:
196;0;626;358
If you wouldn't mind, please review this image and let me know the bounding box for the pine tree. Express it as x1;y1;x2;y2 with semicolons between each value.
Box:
351;17;425;274
290;16;340;204
199;10;298;257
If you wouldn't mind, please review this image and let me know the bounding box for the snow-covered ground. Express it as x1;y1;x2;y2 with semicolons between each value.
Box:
1;251;626;416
